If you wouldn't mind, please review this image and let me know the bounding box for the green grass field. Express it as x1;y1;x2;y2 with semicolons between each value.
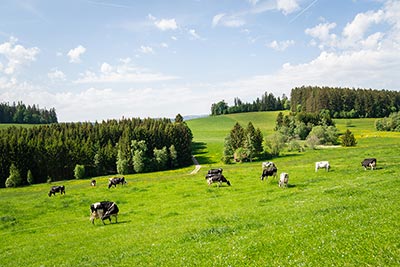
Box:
1;113;400;266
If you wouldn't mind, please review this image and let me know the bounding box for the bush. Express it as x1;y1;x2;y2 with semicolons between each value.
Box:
74;164;85;179
27;170;34;185
341;129;357;147
5;164;22;188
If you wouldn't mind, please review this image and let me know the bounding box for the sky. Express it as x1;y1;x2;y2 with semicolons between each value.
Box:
0;0;399;122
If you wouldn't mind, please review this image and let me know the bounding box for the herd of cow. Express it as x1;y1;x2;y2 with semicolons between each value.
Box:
47;157;377;225
48;177;127;225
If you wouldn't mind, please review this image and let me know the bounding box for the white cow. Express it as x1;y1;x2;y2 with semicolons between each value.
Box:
279;172;289;188
262;161;276;170
315;161;330;172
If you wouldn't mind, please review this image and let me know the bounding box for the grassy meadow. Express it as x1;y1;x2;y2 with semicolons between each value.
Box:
1;112;400;266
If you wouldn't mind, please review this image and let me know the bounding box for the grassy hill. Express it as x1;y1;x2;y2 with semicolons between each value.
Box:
1;112;400;266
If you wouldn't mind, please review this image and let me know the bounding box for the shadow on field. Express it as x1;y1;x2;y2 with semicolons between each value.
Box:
192;141;215;164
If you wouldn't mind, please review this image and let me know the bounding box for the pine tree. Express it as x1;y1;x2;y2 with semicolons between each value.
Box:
341;129;357;147
5;163;22;188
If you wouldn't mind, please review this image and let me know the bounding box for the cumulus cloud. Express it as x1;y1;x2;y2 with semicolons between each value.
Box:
147;14;178;31
268;40;295;51
47;69;66;81
277;0;299;15
0;36;40;75
67;45;86;63
139;45;154;54
75;57;178;83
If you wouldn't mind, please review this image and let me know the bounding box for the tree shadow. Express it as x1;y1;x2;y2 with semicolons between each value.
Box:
191;141;215;165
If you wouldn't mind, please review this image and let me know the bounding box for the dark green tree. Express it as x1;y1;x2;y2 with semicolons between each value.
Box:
341;129;357;147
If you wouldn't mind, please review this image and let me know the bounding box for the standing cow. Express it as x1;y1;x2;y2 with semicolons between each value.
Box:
90;201;119;225
108;177;126;189
362;158;377;170
279;172;289;188
207;174;231;186
260;166;278;181
48;185;65;197
91;179;96;186
315;161;330;172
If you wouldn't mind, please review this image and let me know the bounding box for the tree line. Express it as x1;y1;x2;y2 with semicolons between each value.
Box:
0;101;58;124
211;92;290;115
291;86;400;118
0;116;193;187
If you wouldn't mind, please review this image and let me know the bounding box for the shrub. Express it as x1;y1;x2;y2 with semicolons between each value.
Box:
27;170;34;185
5;163;22;188
74;164;85;179
341;129;357;147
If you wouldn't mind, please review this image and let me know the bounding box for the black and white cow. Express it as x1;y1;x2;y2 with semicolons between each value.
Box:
262;161;276;170
48;185;65;197
91;179;96;186
315;161;330;172
90;201;119;225
362;158;376;170
108;177;126;189
207;168;223;175
279;172;289;188
260;166;278;181
207;174;231;186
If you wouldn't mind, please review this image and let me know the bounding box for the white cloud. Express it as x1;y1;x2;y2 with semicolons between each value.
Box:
248;0;259;5
212;13;245;28
277;0;299;15
0;36;39;75
342;10;384;44
188;29;201;40
67;45;86;63
154;18;178;31
47;69;66;81
305;22;337;49
139;45;154;54
75;57;178;83
268;40;295;51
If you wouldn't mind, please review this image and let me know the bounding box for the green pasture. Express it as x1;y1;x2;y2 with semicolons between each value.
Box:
1;113;400;266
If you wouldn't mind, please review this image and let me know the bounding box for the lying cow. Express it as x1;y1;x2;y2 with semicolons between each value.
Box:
207;174;231;186
90;201;119;225
108;177;126;189
48;185;65;197
262;161;276;170
91;179;96;186
279;172;289;188
260;166;278;181
315;161;330;172
362;158;376;170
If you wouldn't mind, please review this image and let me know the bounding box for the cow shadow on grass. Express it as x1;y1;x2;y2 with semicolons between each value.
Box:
192;141;215;165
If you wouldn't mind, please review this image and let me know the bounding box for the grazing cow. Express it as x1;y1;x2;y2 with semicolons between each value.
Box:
207;174;231;186
315;161;330;172
262;161;276;170
48;185;65;197
108;177;126;189
362;158;377;170
90;201;119;225
91;179;96;186
279;172;289;188
260;166;278;181
207;168;223;175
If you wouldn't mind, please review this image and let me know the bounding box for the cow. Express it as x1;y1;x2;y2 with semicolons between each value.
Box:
362;158;377;170
207;168;223;175
48;185;65;197
108;177;126;189
315;161;330;172
279;172;289;188
262;161;276;170
207;174;231;186
90;201;119;225
91;179;96;186
260;166;278;181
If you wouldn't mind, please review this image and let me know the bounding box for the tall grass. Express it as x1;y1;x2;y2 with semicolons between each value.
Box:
1;113;399;266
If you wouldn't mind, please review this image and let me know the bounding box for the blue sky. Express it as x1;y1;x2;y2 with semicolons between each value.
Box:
1;0;399;122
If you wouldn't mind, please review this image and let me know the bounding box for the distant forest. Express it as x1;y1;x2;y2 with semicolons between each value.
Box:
211;92;290;115
0;117;193;187
0;102;58;124
291;86;400;118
